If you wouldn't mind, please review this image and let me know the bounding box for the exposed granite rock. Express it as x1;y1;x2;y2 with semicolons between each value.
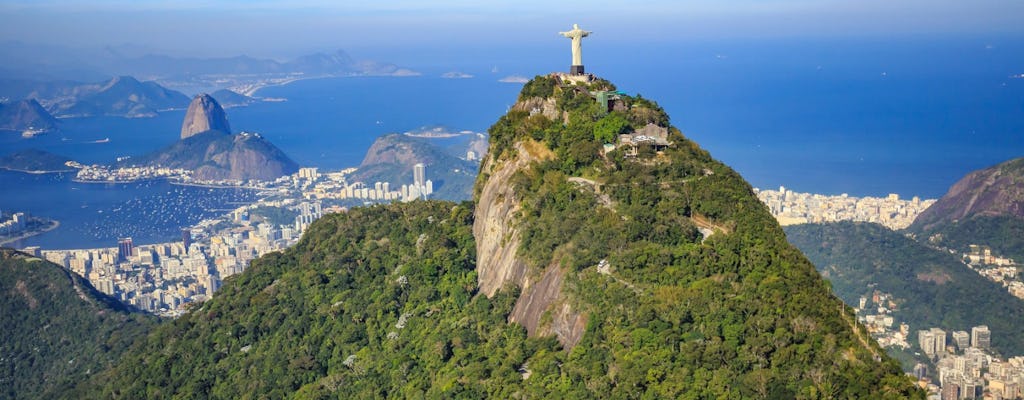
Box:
181;93;231;139
473;139;585;348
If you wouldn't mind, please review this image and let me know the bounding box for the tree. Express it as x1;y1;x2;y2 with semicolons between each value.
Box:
593;113;631;144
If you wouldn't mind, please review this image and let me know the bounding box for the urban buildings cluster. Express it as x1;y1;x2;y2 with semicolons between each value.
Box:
0;211;28;236
852;286;1024;399
25;162;435;316
299;163;434;202
755;186;936;230
31;202;317;317
961;245;1024;301
913;325;1024;399
854;290;911;350
74;163;194;183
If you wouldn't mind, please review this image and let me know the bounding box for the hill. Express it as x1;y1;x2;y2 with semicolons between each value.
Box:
0;248;154;400
46;76;190;118
130;130;298;181
349;132;480;201
909;157;1024;261
81;74;921;398
0;149;74;172
785;222;1024;357
0;99;58;132
130;93;297;181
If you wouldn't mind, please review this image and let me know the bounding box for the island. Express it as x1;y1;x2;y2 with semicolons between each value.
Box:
0;149;76;174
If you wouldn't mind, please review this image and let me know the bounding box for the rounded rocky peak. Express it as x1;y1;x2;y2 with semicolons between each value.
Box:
180;93;231;139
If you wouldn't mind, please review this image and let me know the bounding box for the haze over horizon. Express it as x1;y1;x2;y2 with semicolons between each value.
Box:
2;0;1023;59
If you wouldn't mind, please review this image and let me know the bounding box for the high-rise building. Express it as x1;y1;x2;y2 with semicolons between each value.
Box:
117;237;134;262
940;383;959;400
913;363;928;380
930;328;947;356
919;330;937;357
414;163;425;188
952;331;970;350
971;325;991;349
962;379;981;399
182;229;192;254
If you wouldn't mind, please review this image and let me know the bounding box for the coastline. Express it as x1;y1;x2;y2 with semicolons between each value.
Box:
0;219;60;247
72;176;167;184
169;181;267;191
0;167;74;174
241;71;421;98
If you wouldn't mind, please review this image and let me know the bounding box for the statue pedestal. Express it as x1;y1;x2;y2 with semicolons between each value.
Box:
570;65;585;75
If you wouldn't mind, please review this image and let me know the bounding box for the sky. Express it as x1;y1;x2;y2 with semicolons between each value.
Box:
1;0;1023;58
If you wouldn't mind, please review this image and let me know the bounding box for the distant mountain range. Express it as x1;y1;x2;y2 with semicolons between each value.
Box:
106;49;412;79
0;41;417;92
0;75;190;119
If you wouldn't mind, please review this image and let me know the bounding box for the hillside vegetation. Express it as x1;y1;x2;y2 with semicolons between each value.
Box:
786;221;1024;357
0;249;154;400
75;74;921;399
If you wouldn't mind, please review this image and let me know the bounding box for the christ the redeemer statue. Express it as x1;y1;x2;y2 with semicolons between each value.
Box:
559;23;591;75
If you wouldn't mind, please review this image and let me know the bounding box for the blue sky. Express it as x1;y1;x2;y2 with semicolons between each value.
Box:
1;0;1022;57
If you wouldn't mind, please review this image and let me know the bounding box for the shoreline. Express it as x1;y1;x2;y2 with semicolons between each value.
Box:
169;181;267;190
243;71;421;97
72;176;167;184
0;219;60;247
0;167;74;174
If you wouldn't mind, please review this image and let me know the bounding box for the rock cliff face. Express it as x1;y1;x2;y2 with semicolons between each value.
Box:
473;142;536;296
911;157;1024;232
473;139;586;347
181;93;231;139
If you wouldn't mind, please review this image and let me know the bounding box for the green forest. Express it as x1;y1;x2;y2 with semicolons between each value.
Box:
786;221;1024;357
917;215;1024;263
3;74;925;399
0;249;155;399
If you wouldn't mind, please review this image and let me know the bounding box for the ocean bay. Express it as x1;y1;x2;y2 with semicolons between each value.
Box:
3;36;1024;250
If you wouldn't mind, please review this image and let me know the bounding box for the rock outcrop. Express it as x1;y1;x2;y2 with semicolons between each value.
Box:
130;95;297;181
473;142;536;296
911;157;1024;232
181;93;231;139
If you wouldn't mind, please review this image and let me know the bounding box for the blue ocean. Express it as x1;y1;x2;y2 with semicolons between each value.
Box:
2;36;1023;249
